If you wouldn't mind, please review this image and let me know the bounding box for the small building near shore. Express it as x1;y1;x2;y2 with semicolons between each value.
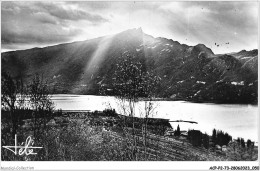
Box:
165;130;175;136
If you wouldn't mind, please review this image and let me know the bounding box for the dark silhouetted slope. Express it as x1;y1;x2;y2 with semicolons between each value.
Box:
1;28;257;104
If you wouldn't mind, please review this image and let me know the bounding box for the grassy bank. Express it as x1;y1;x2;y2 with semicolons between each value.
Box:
1;109;258;161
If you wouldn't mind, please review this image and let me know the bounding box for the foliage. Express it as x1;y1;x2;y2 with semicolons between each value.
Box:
1;72;25;136
103;109;118;117
187;129;202;147
212;129;217;146
26;74;55;138
174;124;181;136
108;53;161;160
216;130;232;146
237;138;241;144
246;139;252;148
28;74;54;111
203;133;210;149
113;54;146;101
1;72;55;161
241;138;245;148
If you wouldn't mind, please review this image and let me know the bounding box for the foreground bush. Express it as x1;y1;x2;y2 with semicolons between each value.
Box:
1;118;148;161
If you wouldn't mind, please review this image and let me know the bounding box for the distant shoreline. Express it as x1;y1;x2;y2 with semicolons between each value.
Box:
154;98;258;106
51;94;258;105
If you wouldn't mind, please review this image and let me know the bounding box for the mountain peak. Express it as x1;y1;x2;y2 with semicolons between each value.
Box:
124;27;143;33
118;28;144;38
137;27;143;32
193;43;214;56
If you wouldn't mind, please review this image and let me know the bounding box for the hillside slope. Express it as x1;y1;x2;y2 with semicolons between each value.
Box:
1;28;258;104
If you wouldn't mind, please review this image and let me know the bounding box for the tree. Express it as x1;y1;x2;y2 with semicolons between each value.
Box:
28;74;54;138
203;133;210;149
249;141;255;160
1;72;24;137
188;129;202;147
215;130;232;147
241;138;245;148
223;132;232;145
237;137;241;145
111;53;160;160
212;129;217;146
174;124;181;136
27;74;55;160
247;139;252;148
140;72;160;160
1;73;55;161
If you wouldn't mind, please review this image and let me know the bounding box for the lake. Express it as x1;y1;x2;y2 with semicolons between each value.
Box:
51;94;258;142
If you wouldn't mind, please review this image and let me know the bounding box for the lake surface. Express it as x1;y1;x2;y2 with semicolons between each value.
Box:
51;94;258;142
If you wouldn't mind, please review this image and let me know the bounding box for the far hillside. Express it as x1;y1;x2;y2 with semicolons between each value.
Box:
1;28;258;104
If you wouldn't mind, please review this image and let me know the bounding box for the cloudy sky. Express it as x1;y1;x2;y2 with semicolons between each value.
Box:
1;1;258;54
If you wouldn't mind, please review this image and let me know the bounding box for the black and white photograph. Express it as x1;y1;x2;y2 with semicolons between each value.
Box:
1;0;259;170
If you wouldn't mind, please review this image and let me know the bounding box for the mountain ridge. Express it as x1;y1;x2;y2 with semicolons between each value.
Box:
1;28;258;104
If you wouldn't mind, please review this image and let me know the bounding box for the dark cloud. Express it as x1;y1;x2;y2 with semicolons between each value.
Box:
1;1;108;24
1;1;108;50
36;2;108;23
1;5;83;47
1;23;83;45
